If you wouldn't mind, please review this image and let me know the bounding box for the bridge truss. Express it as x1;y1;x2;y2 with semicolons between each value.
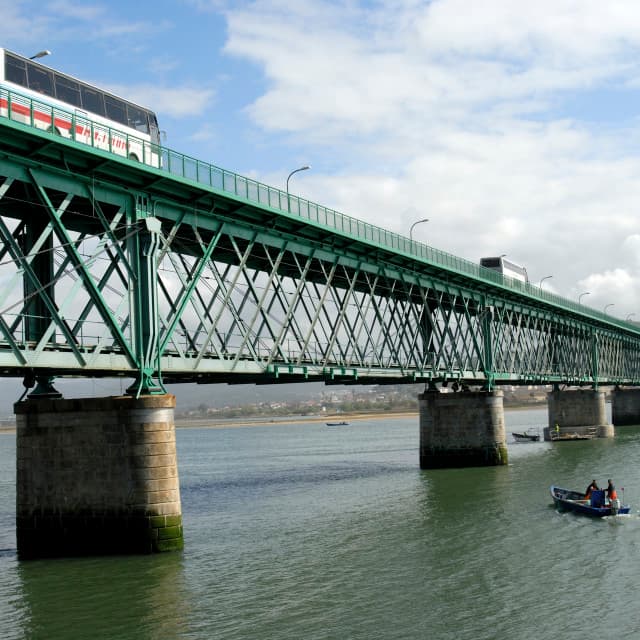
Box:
1;102;640;394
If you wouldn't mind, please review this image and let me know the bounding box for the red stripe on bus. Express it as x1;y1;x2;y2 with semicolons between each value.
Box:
1;97;128;148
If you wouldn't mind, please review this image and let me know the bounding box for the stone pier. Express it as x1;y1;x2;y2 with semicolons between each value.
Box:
545;388;613;440
419;389;508;469
15;394;183;559
611;387;640;426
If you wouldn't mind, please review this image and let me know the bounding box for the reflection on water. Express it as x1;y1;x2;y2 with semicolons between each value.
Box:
15;553;188;640
2;408;640;639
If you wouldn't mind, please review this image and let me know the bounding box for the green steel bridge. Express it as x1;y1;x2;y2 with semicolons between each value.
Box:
1;86;640;396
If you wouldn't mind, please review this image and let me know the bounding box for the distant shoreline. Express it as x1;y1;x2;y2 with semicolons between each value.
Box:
174;411;419;430
0;403;545;435
173;403;543;429
0;411;417;434
0;411;419;434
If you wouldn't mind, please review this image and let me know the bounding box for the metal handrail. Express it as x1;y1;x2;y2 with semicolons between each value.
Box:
2;84;638;334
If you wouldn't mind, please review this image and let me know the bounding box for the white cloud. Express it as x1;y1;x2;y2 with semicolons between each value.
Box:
222;0;640;318
224;1;640;139
106;84;215;118
419;0;640;61
3;0;640;318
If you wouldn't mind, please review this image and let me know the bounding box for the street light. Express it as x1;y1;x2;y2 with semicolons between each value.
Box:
29;50;51;60
409;218;429;241
286;165;310;213
539;275;553;289
604;303;614;314
578;292;590;304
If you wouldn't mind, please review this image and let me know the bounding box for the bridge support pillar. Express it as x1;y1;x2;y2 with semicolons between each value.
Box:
611;387;640;426
418;389;507;469
545;389;613;440
15;394;183;559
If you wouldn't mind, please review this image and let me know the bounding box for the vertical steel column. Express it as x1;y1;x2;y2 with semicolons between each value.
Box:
591;329;599;390
21;212;61;398
420;302;435;375
126;205;165;396
481;305;494;390
22;215;52;343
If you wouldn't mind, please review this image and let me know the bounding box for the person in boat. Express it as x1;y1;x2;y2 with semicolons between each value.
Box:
605;479;618;502
584;479;599;500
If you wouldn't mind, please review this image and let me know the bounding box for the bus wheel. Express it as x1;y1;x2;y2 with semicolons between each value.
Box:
128;153;140;162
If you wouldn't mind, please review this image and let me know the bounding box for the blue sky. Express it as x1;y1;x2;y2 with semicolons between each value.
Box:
3;0;640;319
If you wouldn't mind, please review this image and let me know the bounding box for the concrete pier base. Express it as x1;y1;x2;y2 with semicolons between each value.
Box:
15;394;183;559
611;387;640;426
544;389;613;441
419;389;507;469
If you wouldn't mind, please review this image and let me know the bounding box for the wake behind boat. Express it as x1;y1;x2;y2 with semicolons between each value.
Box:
550;485;630;517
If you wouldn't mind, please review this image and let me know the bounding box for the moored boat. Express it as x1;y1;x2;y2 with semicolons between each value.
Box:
550;485;630;517
512;431;540;442
326;421;349;426
549;426;599;441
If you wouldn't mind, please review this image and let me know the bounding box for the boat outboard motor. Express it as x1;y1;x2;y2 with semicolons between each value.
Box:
611;498;621;515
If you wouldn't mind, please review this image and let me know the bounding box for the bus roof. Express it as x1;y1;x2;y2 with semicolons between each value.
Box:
0;47;156;115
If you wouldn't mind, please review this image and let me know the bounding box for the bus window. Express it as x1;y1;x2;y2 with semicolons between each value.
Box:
104;95;126;126
27;64;54;97
479;257;501;269
127;105;149;134
5;53;27;86
55;75;81;108
81;86;105;117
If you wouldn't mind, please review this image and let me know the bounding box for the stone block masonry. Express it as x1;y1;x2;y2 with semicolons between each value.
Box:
611;387;640;426
15;394;183;559
419;389;508;469
545;388;613;440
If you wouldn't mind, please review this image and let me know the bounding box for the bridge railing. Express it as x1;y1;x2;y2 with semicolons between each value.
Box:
1;85;636;333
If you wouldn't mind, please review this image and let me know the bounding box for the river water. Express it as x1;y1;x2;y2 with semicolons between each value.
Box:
1;406;640;639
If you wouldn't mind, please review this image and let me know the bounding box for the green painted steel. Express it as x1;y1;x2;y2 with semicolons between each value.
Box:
2;84;640;392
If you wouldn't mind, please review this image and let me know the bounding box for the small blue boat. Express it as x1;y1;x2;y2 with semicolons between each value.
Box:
551;485;630;517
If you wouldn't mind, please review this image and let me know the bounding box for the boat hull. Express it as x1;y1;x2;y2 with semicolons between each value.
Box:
551;485;630;517
512;432;540;442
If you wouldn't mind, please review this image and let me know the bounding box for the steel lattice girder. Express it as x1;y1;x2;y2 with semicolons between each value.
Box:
1;148;640;388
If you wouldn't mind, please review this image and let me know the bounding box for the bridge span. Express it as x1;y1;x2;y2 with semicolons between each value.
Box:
2;87;640;391
3;86;640;557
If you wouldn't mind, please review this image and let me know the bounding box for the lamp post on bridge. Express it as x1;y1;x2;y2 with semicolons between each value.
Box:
539;275;552;289
604;303;614;315
578;292;590;305
29;50;51;60
409;218;429;241
286;165;310;213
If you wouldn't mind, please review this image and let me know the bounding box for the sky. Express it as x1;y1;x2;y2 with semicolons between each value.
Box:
3;1;640;315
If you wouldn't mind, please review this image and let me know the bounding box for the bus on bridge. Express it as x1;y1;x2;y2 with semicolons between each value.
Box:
0;47;161;166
